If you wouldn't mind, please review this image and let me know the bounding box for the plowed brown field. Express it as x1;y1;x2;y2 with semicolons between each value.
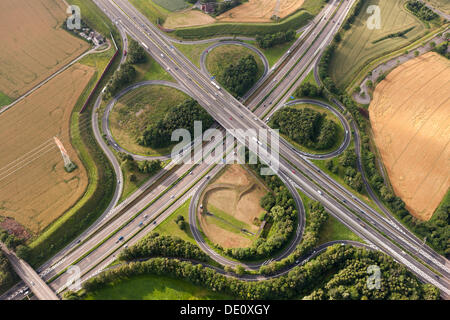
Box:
369;52;450;221
216;0;304;23
0;0;89;99
0;63;94;234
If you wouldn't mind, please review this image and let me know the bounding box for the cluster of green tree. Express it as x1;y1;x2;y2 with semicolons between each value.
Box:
80;245;438;300
214;166;297;261
260;201;329;275
137;99;213;149
318;28;449;257
103;63;136;100
118;233;209;262
127;39;147;64
0;229;30;261
103;40;148;100
174;215;187;230
304;254;440;300
213;0;242;16
372;27;416;44
256;30;296;49
333;147;364;192
406;1;439;21
318;43;340;94
0;252;16;294
433;41;450;59
269;107;337;150
295;82;323;98
218;55;258;97
117;152;162;181
342;0;364;30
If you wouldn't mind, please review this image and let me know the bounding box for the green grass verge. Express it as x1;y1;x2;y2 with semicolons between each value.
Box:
173;42;217;68
118;159;171;203
0;92;12;107
245;33;299;68
84;274;234;300
130;0;170;24
297;189;362;244
153;0;189;12
130;37;175;82
207;204;253;233
205;44;265;90
152;198;196;244
173;10;312;39
68;0;119;37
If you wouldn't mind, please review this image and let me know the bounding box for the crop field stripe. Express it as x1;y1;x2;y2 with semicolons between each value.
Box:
0;144;58;183
330;0;429;89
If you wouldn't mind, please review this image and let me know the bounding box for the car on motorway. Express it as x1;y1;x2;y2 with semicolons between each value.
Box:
317;190;322;195
117;236;124;243
139;222;144;227
144;215;148;219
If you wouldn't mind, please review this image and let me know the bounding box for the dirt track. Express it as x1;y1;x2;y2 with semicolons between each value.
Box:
369;52;450;221
198;165;267;248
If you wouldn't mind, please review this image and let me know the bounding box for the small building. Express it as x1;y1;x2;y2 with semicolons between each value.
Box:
201;2;215;14
93;34;105;46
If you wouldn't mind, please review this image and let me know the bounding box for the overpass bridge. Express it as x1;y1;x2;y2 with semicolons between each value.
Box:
1;244;59;300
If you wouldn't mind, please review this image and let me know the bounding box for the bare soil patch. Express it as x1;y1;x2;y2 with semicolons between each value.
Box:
216;0;305;23
0;0;89;99
0;63;93;234
369;52;450;221
163;9;216;29
198;165;268;248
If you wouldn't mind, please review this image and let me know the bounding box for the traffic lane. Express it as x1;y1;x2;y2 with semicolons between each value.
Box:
78;163;225;288
41;161;195;282
51;158;217;292
95;0;450;296
245;0;342;109
48;134;231;290
251;0;353;114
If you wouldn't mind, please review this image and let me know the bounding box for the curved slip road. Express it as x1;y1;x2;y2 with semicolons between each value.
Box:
268;98;351;160
313;45;450;280
199;41;269;100
103;80;192;161
188;167;307;270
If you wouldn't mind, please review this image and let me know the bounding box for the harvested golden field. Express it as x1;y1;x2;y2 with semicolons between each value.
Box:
216;0;305;23
198;165;268;248
163;9;215;29
0;0;89;100
0;63;94;234
369;52;450;221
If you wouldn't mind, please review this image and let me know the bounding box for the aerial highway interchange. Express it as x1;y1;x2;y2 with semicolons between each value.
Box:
1;0;448;301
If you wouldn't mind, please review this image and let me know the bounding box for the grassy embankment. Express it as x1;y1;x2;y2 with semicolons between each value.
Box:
298;190;362;245
109;85;189;157
84;274;234;300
